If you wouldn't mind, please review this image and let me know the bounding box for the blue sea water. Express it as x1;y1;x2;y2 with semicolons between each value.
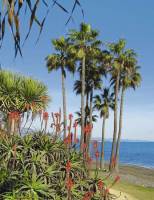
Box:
90;141;154;169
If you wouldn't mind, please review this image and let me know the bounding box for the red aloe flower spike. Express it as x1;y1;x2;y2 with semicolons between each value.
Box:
73;121;78;128
43;112;49;121
9;112;14;120
84;124;92;135
69;114;73;120
9;112;20;121
76;138;79;143
15;111;20;121
83;152;88;160
87;156;93;165
66;177;74;191
64;137;69;145
43;112;49;133
97;180;104;191
109;175;120;188
64;134;72;146
95;150;99;159
66;160;71;173
64;137;67;143
105;188;110;195
56;124;61;133
115;175;120;183
93;140;98;149
54;112;59;118
67;133;72;144
82;191;93;200
81;143;87;150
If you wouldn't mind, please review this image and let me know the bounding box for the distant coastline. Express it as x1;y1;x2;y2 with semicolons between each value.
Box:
91;138;154;142
90;141;154;169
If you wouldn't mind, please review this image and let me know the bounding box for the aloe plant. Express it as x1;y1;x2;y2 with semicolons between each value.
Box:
0;131;119;200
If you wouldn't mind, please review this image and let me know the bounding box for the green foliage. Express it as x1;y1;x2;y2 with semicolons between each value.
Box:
46;37;75;76
0;1;83;56
0;132;118;199
94;88;114;119
0;70;49;113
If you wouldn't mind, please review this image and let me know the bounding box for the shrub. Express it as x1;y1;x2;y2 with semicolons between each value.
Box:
0;132;119;200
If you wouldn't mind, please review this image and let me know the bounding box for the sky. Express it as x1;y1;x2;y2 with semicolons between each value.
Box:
0;0;154;141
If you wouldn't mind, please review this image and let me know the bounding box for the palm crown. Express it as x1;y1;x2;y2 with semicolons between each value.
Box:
46;37;75;76
94;88;114;119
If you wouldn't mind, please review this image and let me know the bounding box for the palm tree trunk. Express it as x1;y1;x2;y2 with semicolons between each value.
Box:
61;68;67;139
80;56;86;151
115;86;125;172
87;88;93;154
85;92;89;125
100;117;106;169
109;71;120;171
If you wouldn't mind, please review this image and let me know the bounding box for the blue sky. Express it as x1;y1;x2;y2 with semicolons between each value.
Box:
0;0;154;140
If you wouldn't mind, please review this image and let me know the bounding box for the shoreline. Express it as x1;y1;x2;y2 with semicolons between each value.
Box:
92;162;154;188
113;164;154;188
118;162;154;170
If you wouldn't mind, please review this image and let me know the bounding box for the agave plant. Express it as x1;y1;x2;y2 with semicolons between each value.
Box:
0;70;50;135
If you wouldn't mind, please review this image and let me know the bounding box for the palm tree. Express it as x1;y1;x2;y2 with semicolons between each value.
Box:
94;88;114;169
108;39;126;171
46;37;75;139
115;51;141;171
74;79;91;124
75;107;98;126
69;23;100;150
74;60;102;154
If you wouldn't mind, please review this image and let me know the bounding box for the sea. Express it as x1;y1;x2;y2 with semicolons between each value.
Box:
90;141;154;169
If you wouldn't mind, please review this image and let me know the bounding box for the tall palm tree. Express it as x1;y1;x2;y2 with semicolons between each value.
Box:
74;59;102;153
46;37;75;139
74;60;102;123
94;88;114;169
69;23;100;150
115;53;141;171
108;39;126;171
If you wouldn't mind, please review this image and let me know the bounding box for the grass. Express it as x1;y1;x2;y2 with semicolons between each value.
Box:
113;180;154;200
90;169;154;200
